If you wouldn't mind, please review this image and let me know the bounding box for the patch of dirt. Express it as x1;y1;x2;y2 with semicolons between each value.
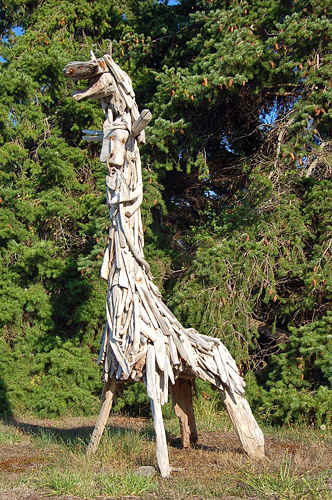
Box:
0;488;77;500
0;456;44;473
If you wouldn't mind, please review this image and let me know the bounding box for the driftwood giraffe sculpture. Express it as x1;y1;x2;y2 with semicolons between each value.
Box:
63;47;264;477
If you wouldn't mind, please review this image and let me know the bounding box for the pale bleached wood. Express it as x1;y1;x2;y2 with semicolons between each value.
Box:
121;301;133;338
200;352;218;374
131;295;140;355
83;135;103;142
147;277;162;298
125;191;142;218
187;328;214;350
171;330;199;370
114;231;122;270
82;129;103;136
131;109;152;137
213;344;229;386
139;302;151;326
146;292;172;337
175;330;198;369
154;332;167;372
220;388;265;460
131;347;147;365
150;396;171;478
98;326;108;364
73;73;115;101
118;224;127;248
116;284;127;318
155;298;177;324
146;345;170;475
106;304;130;376
136;283;158;329
169;331;191;366
168;334;180;367
140;320;158;343
100;243;111;280
145;343;156;399
196;361;220;388
122;248;136;296
155;370;161;404
105;342;116;380
121;229;151;279
166;354;175;385
157;361;169;406
87;377;116;455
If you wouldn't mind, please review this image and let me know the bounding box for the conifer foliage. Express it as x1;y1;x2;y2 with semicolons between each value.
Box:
0;0;331;423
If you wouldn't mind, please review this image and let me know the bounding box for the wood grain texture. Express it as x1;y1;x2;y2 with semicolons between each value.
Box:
170;378;198;448
87;377;116;455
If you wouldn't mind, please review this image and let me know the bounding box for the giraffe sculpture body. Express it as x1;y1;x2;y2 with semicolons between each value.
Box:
63;49;264;477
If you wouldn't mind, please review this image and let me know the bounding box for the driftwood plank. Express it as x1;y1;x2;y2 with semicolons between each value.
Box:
166;354;175;385
168;334;180;367
132;109;152;137
146;343;156;399
98;326;108;364
140;320;158;342
220;388;265;460
150;396;171;478
154;332;167;372
170;378;198;448
100;243;111;280
146;346;171;478
213;344;229;386
131;295;141;355
87;377;116;455
136;283;158;329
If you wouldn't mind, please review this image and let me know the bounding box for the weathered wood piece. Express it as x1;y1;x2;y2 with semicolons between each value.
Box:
87;377;116;455
132;109;152;137
170;378;198;448
150;396;171;477
64;48;265;477
220;388;265;460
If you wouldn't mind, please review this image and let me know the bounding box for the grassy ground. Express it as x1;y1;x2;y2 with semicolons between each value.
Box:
0;403;331;500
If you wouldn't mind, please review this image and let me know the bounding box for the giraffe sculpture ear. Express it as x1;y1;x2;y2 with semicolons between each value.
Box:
107;42;112;57
90;49;98;62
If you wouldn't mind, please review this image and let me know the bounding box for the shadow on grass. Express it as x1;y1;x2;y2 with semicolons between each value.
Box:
1;411;243;455
1;414;245;457
1;417;92;446
0;376;12;419
1;414;160;449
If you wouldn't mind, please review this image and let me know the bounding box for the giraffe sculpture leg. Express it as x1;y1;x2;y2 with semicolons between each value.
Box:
145;343;171;477
150;396;171;478
220;388;265;460
87;377;116;455
170;378;198;448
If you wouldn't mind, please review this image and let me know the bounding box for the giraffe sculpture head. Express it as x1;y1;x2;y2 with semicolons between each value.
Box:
63;49;150;166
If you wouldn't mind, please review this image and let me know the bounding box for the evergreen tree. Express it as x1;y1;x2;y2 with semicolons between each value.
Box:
0;0;331;423
0;0;174;416
155;0;332;423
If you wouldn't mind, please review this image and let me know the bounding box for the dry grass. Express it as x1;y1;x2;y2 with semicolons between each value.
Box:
0;411;331;500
